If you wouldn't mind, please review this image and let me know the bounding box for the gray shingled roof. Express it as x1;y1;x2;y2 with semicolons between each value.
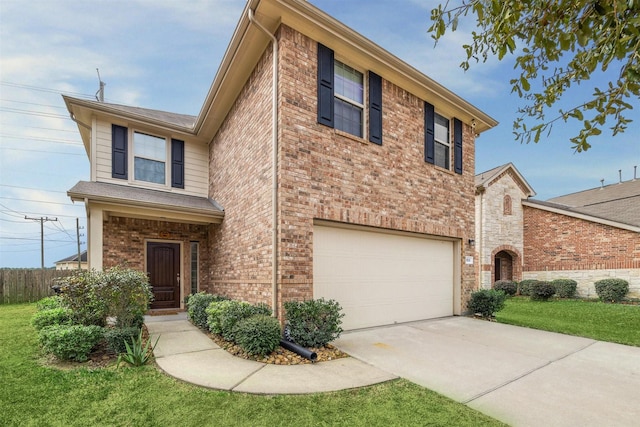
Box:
545;179;640;228
69;97;197;129
56;250;87;263
68;181;224;218
475;162;536;196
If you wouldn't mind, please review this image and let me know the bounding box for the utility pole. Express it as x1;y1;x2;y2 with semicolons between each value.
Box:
76;218;84;269
25;216;58;270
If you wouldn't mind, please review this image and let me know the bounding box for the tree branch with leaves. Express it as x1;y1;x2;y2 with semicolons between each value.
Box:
429;0;640;151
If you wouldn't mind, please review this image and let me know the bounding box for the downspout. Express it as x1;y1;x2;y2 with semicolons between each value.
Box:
247;9;279;319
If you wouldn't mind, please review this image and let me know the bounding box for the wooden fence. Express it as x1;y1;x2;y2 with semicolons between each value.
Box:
0;269;76;304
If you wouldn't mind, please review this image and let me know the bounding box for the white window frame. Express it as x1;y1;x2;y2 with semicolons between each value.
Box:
434;113;451;170
130;130;170;187
333;59;366;138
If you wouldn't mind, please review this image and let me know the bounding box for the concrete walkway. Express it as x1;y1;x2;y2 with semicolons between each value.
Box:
144;313;397;394
146;313;640;426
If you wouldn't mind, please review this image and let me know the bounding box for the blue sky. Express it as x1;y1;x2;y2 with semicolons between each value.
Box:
1;0;638;268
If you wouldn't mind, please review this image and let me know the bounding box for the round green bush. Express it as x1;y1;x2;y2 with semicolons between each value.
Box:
518;279;540;296
206;300;234;334
594;278;629;303
31;307;73;331
284;299;344;347
552;279;578;298
530;282;555;301
38;324;103;362
36;296;64;311
103;326;141;354
493;280;517;296
234;315;281;357
467;289;506;318
187;292;229;329
209;300;273;342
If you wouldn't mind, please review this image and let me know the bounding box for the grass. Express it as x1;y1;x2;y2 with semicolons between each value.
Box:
0;304;504;427
496;297;640;346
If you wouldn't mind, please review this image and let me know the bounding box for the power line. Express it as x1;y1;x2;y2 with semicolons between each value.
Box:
0;106;71;120
0;184;68;194
0;133;82;145
0;81;94;98
0;147;84;156
0;98;68;110
24;216;58;269
0;196;80;207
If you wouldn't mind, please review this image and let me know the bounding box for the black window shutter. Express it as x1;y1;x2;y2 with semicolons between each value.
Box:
368;71;382;145
454;118;463;174
317;43;334;127
112;124;128;179
424;102;435;164
171;139;184;189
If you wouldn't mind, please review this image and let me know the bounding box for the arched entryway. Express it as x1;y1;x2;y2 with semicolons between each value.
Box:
491;245;522;284
494;251;514;282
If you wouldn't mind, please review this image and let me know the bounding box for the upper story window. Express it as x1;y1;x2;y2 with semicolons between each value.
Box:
317;43;382;145
434;113;450;170
134;131;166;185
503;195;512;215
424;102;463;175
334;61;364;137
111;124;184;189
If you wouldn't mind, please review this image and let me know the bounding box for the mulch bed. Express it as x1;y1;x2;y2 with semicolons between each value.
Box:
205;331;348;365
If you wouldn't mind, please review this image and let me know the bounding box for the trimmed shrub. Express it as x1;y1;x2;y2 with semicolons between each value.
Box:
530;282;556;301
217;300;272;342
36;296;64;311
594;279;629;303
518;279;540;296
31;307;73;331
104;327;141;354
552;279;578;298
206;300;234;334
56;270;108;326
187;292;227;329
55;267;153;328
234;315;282;357
467;289;506;318
100;266;153;328
38;324;103;362
493;280;517;296
284;298;344;348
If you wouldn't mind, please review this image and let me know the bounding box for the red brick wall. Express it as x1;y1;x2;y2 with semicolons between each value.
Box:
276;26;477;308
523;206;640;271
102;216;210;303
207;42;274;305
207;24;478;315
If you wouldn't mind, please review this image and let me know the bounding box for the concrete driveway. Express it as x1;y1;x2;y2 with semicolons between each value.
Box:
334;316;640;427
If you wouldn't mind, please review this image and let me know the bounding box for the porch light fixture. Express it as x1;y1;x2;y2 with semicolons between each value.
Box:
468;239;475;247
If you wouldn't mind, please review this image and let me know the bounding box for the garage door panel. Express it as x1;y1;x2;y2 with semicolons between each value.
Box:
313;225;454;330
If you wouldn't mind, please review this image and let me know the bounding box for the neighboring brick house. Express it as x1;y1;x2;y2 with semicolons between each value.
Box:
64;0;497;330
475;163;535;288
476;163;640;298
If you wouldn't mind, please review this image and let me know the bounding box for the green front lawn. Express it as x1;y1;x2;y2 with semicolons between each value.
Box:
0;304;504;427
496;297;640;346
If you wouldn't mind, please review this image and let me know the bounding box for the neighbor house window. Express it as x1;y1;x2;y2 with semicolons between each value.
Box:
434;113;450;170
334;61;364;137
134;131;166;185
503;195;512;215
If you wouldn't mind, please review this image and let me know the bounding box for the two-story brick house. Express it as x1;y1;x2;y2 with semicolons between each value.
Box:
65;0;497;330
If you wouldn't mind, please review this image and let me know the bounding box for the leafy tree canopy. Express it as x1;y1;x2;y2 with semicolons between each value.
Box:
429;0;640;151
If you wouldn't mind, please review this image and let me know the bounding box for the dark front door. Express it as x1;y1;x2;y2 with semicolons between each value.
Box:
147;242;181;309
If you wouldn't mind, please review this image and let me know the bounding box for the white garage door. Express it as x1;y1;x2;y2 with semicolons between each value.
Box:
313;225;454;330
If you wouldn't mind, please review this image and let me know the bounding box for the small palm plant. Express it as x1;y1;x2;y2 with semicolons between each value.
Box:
117;329;159;367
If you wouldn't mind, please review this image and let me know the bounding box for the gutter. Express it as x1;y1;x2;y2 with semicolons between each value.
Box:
248;8;280;319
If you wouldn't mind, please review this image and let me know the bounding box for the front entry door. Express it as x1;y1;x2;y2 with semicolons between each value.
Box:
147;242;181;309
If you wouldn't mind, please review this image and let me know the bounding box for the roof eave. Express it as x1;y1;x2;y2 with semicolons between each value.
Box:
522;200;640;233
